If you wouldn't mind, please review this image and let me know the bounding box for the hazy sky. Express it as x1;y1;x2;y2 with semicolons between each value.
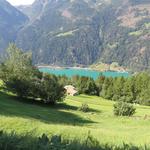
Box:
7;0;35;6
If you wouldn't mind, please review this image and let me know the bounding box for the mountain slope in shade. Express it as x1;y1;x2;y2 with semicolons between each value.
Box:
16;0;150;71
0;0;149;71
0;0;28;52
17;0;103;65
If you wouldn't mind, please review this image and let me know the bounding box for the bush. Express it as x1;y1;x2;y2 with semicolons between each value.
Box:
31;73;65;104
114;102;136;116
78;103;89;112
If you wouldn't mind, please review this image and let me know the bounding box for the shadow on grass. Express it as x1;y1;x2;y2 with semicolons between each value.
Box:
54;103;101;113
0;91;96;126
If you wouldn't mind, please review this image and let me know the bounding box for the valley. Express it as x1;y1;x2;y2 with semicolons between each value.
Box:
0;0;150;149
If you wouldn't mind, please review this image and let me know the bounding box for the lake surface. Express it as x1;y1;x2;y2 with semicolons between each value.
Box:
39;68;129;79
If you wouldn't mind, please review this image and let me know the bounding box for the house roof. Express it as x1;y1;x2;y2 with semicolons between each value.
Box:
64;85;76;89
64;85;78;95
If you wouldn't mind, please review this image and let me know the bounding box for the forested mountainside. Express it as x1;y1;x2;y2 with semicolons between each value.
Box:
0;0;28;53
0;0;150;71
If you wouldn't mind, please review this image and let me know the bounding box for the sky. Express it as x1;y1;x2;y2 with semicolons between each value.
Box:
7;0;35;6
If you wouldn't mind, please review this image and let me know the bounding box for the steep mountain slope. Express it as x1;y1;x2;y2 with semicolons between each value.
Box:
0;0;149;71
17;0;102;65
16;0;150;71
0;0;28;52
97;0;150;71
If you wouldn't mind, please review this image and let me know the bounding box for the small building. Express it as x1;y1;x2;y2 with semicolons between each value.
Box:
64;85;78;96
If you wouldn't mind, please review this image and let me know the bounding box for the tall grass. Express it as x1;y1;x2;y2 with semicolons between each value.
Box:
0;131;149;150
0;90;150;147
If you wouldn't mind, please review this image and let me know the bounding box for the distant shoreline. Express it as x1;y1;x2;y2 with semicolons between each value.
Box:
37;64;90;69
37;65;129;73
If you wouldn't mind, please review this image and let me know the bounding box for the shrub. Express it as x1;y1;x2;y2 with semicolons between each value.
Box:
114;101;136;116
31;73;65;104
78;103;89;112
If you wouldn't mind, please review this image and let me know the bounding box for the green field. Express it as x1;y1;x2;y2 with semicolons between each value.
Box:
0;90;150;147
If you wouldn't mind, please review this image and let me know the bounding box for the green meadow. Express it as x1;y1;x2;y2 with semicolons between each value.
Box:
0;87;150;147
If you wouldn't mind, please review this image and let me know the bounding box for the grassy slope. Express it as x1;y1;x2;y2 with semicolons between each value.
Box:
0;91;150;146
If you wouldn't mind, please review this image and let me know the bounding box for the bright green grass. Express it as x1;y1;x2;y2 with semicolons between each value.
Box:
0;91;150;146
56;29;78;37
129;30;143;36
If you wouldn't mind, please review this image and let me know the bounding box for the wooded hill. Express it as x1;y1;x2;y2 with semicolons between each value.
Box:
0;0;150;71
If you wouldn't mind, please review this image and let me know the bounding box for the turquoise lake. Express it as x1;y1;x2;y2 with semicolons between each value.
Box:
39;68;129;80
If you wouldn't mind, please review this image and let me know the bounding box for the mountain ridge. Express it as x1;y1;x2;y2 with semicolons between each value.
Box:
0;0;150;71
0;0;28;52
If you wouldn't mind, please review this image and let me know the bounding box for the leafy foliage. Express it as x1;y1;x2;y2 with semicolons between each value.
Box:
71;76;98;95
114;102;136;116
61;72;150;106
95;73;150;106
31;73;65;104
0;44;64;104
78;103;89;112
0;131;149;150
0;44;37;97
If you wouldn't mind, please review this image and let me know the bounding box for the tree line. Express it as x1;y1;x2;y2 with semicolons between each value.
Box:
59;73;150;106
0;44;150;106
69;73;150;106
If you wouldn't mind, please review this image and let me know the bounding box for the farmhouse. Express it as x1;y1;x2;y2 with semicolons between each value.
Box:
64;85;78;96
